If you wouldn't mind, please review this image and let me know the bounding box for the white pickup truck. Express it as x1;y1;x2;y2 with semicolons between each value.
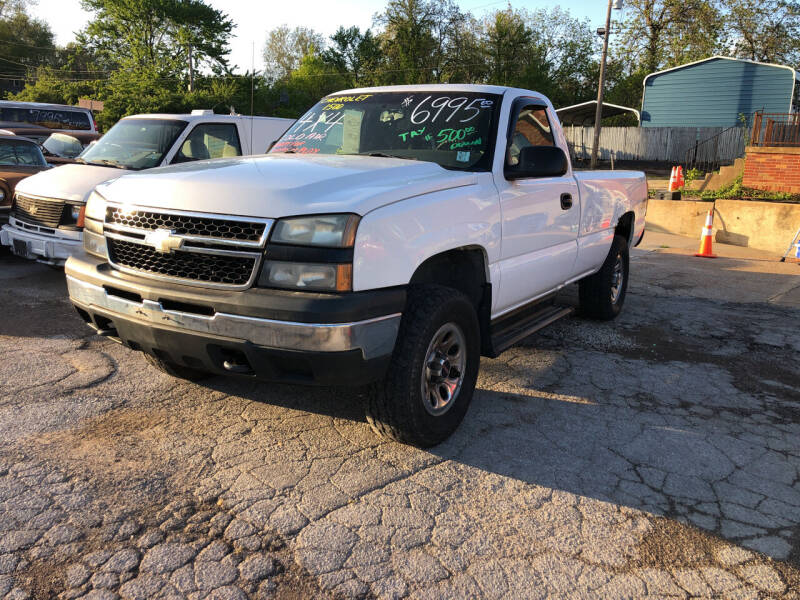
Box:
65;85;647;446
1;111;293;265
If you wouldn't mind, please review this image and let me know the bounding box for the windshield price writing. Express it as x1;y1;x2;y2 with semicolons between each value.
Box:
409;96;493;125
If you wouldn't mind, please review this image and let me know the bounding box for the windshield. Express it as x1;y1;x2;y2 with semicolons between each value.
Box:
0;140;46;166
270;91;500;171
43;133;84;158
81;118;187;170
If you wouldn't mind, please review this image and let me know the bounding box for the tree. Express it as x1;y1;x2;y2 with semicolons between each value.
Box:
529;7;598;105
614;0;724;74
321;26;383;87
263;25;325;82
0;4;56;81
79;0;234;76
483;8;534;87
723;0;800;65
376;0;466;84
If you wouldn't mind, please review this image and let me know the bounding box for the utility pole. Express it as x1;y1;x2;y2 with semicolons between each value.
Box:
188;45;195;93
590;0;622;169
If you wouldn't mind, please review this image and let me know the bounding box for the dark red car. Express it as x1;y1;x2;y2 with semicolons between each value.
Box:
0;134;49;223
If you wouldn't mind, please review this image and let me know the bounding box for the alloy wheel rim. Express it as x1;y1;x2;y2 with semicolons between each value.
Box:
610;254;625;304
421;322;467;416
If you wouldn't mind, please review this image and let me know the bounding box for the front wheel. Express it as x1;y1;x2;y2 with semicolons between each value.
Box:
579;234;629;320
366;285;480;447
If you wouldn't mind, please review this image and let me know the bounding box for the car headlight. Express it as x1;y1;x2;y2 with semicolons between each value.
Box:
271;214;359;247
259;261;352;291
83;191;106;234
85;190;107;222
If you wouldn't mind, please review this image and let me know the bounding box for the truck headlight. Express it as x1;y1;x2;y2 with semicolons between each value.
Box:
271;214;359;247
85;190;107;222
258;261;352;291
83;190;106;234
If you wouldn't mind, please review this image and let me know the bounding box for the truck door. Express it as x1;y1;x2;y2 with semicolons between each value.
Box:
493;101;579;314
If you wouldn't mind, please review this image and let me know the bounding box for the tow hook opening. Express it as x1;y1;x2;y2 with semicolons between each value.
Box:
93;315;118;337
220;349;254;375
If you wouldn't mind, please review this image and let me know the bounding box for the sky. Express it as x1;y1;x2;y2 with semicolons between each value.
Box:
28;0;610;73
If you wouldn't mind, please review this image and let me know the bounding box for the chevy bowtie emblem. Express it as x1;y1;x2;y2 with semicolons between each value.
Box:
29;205;38;215
144;229;183;254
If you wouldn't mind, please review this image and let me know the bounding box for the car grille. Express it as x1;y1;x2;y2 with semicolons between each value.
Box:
101;204;272;289
12;194;65;228
107;238;258;286
106;207;267;243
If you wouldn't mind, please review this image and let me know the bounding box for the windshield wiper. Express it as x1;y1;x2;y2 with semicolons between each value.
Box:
352;152;418;161
87;159;128;169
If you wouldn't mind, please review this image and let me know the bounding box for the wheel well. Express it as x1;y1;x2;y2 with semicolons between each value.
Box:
616;212;635;245
409;247;492;353
409;248;488;310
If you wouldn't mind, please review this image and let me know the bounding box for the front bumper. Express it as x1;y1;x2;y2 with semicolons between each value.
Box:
0;220;82;264
65;253;404;385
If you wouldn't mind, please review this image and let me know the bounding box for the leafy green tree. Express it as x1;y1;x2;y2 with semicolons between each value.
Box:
723;0;800;65
376;0;466;84
9;66;100;104
263;25;325;82
482;8;535;87
0;5;56;81
321;26;383;87
614;0;724;74
79;0;234;76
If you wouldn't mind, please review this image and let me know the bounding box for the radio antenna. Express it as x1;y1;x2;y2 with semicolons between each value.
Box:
250;41;255;148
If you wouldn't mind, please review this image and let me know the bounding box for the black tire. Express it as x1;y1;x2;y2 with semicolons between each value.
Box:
366;284;480;447
144;353;210;381
579;234;629;320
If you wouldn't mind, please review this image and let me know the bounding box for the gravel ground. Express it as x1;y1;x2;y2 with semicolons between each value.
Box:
0;239;799;599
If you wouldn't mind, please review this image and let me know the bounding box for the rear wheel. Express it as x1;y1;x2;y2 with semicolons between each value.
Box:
579;234;629;320
144;353;210;381
366;285;480;447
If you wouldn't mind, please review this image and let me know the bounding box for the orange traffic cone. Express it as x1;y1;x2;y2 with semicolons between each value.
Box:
695;208;717;258
668;167;677;191
676;166;685;188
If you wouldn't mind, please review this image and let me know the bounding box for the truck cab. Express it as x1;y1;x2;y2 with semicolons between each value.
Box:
65;85;647;446
1;111;293;265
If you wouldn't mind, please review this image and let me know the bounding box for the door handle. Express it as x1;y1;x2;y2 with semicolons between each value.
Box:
560;193;573;210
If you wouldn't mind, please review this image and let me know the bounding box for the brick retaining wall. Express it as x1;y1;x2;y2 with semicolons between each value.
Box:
742;146;800;194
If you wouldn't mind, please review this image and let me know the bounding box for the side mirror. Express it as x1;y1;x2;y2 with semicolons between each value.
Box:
505;146;568;180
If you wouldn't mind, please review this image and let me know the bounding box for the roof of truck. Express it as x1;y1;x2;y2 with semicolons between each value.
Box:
0;100;93;112
123;113;293;122
327;83;549;98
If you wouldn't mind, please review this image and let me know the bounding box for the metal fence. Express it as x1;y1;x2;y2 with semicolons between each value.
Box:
751;112;800;147
564;126;748;168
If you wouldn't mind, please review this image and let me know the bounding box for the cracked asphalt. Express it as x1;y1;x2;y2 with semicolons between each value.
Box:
1;232;799;599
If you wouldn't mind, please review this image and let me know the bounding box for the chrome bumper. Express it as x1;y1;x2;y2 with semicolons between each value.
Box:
66;275;401;360
1;222;81;263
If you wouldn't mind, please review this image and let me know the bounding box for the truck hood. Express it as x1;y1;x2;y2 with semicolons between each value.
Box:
97;154;478;218
14;163;126;203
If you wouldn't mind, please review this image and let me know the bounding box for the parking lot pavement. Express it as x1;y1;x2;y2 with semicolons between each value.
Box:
0;238;799;600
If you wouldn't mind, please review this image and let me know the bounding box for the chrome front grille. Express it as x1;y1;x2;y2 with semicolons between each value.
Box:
102;203;272;289
12;194;65;228
106;207;268;244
